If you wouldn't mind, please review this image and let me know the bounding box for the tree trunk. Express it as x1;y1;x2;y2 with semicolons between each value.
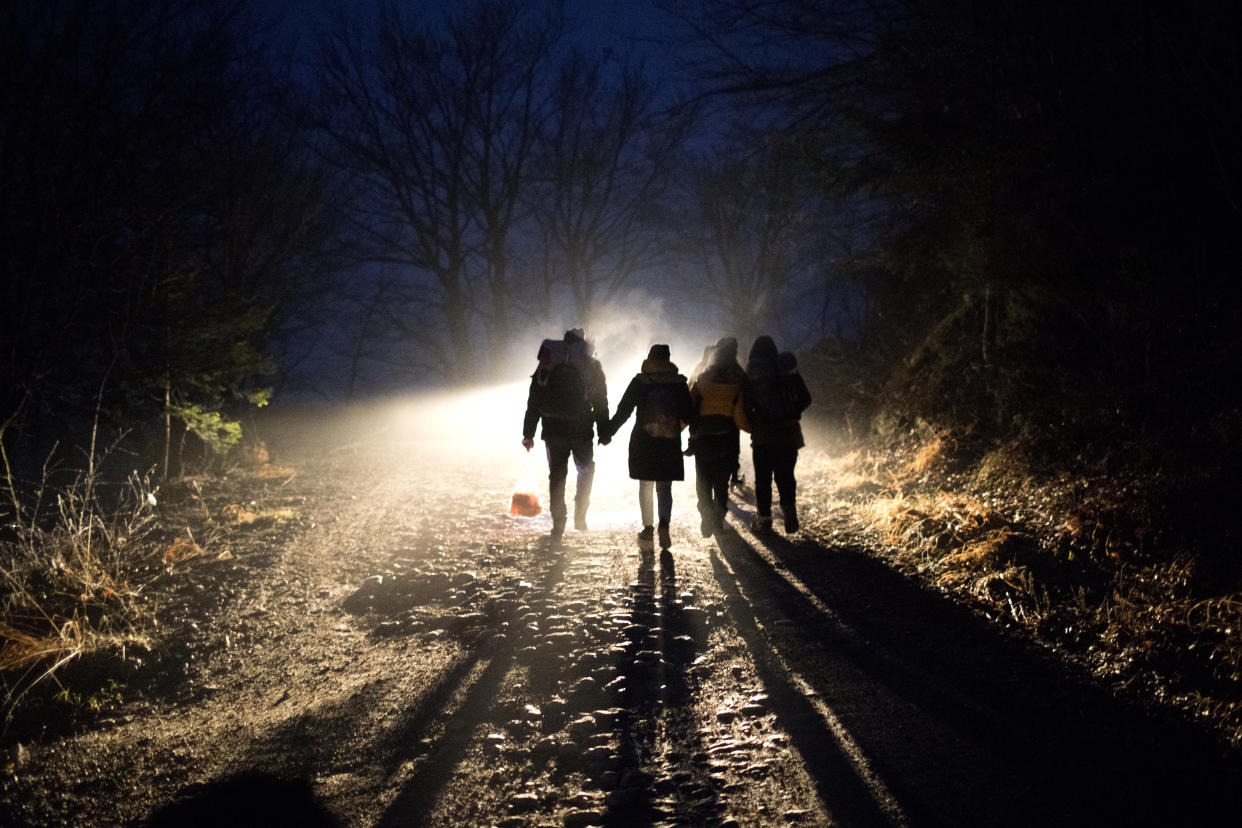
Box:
163;379;172;480
981;282;992;366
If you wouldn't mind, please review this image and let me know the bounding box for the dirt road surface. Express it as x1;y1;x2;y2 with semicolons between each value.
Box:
3;389;1241;826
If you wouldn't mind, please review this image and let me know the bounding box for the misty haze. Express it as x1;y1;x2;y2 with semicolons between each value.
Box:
3;1;1241;826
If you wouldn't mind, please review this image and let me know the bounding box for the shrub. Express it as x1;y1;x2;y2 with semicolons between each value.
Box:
1;427;160;720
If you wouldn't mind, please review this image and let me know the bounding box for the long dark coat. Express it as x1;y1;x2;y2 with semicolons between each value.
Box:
609;362;696;481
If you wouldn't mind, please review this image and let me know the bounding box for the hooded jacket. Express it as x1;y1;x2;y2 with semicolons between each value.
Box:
746;336;811;448
608;347;696;481
690;341;750;436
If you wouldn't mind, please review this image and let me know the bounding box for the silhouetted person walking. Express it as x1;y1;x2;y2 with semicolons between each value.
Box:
522;329;609;540
606;344;696;566
746;335;811;534
689;337;750;537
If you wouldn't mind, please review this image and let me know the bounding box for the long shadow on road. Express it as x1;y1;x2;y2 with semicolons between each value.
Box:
709;543;905;827
224;533;575;827
375;536;574;827
375;647;517;827
713;511;1242;827
602;558;726;827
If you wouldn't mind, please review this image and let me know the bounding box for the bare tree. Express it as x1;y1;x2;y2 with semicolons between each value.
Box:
673;138;822;348
455;4;562;376
316;1;563;382
317;6;473;379
526;49;691;321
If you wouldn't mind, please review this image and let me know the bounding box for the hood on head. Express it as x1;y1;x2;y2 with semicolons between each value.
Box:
748;335;777;363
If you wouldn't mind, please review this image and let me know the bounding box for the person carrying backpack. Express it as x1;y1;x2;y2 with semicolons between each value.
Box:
605;344;696;566
746;335;812;534
689;337;751;537
522;328;610;540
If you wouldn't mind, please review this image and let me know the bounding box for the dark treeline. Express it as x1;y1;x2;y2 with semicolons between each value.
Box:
1;1;341;479
682;0;1242;458
3;0;1240;482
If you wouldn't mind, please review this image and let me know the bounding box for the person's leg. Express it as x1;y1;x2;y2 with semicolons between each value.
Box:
700;441;731;533
729;430;742;488
711;458;731;531
774;447;800;532
545;441;570;537
694;455;713;536
656;481;673;525
752;445;774;518
638;480;654;529
570;437;595;530
656;480;672;549
750;445;774;532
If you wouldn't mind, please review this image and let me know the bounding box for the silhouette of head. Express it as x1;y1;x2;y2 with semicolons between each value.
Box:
749;335;777;362
713;337;738;364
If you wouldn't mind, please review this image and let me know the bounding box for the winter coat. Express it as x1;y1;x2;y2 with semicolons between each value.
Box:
746;339;811;448
523;351;608;442
690;360;750;437
608;359;696;481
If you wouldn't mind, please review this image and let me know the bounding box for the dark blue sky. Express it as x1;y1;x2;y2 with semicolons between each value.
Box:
257;0;679;65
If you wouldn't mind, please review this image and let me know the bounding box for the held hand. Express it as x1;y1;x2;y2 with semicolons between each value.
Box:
522;437;534;451
599;433;611;446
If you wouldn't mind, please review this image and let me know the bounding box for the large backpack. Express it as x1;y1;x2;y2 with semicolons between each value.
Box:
750;352;811;425
531;338;589;419
639;380;682;439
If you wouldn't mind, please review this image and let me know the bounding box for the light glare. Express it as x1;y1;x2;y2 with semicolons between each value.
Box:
382;381;700;532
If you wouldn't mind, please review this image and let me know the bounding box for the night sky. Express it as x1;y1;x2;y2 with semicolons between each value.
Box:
258;0;682;68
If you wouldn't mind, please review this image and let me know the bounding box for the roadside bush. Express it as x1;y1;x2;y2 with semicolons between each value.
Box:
0;432;161;719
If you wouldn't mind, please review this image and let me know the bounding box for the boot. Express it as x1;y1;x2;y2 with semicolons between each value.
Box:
658;521;671;550
637;526;654;549
782;501;799;534
750;514;773;534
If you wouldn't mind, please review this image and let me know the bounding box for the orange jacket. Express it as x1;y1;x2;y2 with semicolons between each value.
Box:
690;368;750;434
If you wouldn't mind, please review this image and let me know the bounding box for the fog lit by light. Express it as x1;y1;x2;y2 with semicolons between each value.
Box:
380;380;704;533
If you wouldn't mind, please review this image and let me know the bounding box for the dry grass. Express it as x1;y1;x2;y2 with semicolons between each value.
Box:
251;462;296;482
0;446;299;711
0;621;82;673
162;538;206;564
804;428;1242;746
905;428;952;478
0;469;160;718
0;447;270;725
1;421;178;721
221;502;297;526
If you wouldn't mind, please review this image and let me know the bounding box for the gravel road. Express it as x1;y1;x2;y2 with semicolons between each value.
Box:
3;394;1240;826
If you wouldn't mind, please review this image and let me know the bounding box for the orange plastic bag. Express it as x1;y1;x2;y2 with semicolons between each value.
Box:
509;454;542;517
